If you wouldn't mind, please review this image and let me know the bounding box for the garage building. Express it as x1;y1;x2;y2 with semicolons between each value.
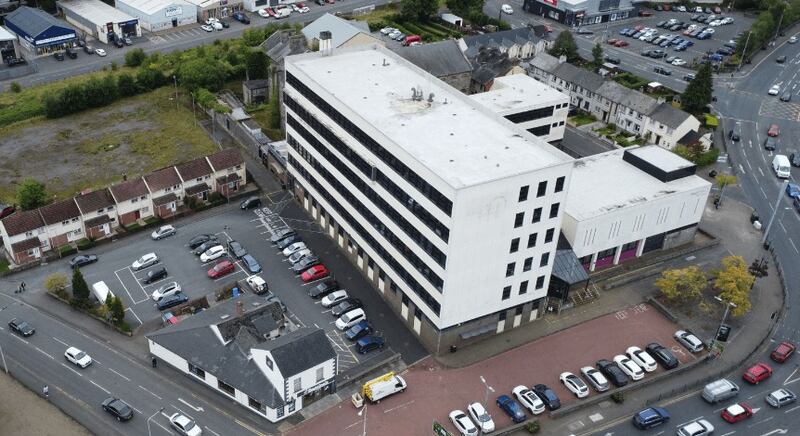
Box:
56;0;141;44
4;6;77;56
115;0;197;32
522;0;636;26
183;0;243;21
0;26;19;61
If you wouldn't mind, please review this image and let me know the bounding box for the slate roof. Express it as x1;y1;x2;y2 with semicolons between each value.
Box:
84;214;113;228
461;27;542;53
527;53;560;73
262;29;308;63
596;81;658;115
185;183;211;196
260;328;336;378
649;102;694;129
109;177;149;203
5;6;75;39
74;188;115;214
301;13;371;48
38;198;80;225
117;0;194;16
1;209;44;237
144;167;181;192
528;52;605;92
11;237;41;252
207;148;243;172
393;40;472;78
147;295;311;408
152;192;177;207
175;157;213;181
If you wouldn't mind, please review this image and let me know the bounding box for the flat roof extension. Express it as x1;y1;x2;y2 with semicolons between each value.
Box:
58;0;137;25
470;73;569;114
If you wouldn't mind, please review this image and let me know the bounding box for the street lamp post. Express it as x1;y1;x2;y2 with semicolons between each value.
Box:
172;75;178;109
147;406;164;436
762;180;790;245
480;376;495;406
0;305;7;373
710;296;736;351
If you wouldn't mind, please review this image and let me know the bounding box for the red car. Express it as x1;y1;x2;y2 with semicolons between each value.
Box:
544;25;553;33
614;40;629;48
743;362;773;384
265;7;277;17
301;264;329;282
208;260;235;278
607;38;619;45
767;124;780;137
634;24;645;31
771;341;796;363
721;402;753;423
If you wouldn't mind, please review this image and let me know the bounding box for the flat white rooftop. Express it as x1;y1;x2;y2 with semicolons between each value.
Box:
627;145;695;173
59;0;137;25
565;149;711;221
469;73;569;114
287;46;571;190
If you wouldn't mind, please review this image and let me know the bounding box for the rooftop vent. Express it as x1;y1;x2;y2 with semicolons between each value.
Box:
428;93;435;103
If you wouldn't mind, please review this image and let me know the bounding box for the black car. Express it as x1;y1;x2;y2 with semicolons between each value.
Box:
102;397;134;421
576;29;593;35
5;57;27;67
292;255;320;273
221;21;230;28
156;292;188;310
764;136;778;151
227;240;247;258
240;196;261;210
193;240;218;255
65;47;78;59
781;92;792;102
596;359;629;387
777;55;787;63
656;20;667;27
532;384;561;410
8;318;35;336
332;298;363;317
142;266;168;284
654;66;672;76
270;228;296;244
645;343;680;369
789;151;800;167
309;280;339;299
276;234;301;250
345;320;373;341
114;38;124;48
70;254;98;269
356;335;385;354
604;55;621;65
232;11;250;24
54;51;65;61
83;45;94;54
188;234;217;249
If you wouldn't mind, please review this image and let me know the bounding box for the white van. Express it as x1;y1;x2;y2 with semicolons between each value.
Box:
773;155;791;178
362;372;406;403
702;378;739;403
91;281;115;304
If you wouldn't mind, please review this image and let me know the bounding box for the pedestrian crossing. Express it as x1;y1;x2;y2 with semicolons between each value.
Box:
148;27;211;44
759;99;800;122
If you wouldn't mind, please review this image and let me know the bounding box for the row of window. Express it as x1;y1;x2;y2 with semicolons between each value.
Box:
286;115;446;268
285;73;454;215
284;93;450;243
504;105;555;124
289;134;444;290
518;177;565;202
501;275;546;300
514;204;560;228
289;155;442;316
506;252;550;277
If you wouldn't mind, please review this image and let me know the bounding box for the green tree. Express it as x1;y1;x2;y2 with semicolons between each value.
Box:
108;295;126;325
269;78;281;129
117;73;139;97
71;267;91;305
124;48;147;67
714;256;755;316
681;62;712;114
177;58;227;92
245;50;269;80
136;66;167;91
242;28;267;47
16;179;47;210
550;30;580;63
44;273;67;294
591;42;604;70
655;266;707;304
9;82;21;93
715;172;737;204
400;0;437;22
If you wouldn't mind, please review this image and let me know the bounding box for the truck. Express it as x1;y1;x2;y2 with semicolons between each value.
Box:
245;275;269;295
362;372;406;403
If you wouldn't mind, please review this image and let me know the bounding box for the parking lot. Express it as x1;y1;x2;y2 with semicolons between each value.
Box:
292;303;704;436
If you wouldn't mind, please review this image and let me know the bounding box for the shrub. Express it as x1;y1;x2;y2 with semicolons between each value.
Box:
44;273;68;295
9;82;21;93
0;259;9;274
76;238;95;250
525;420;541;433
143;215;162;226
59;245;77;257
611;392;625;403
111;62;118;71
185;195;199;210
125;222;142;232
125;48;147;67
209;191;224;203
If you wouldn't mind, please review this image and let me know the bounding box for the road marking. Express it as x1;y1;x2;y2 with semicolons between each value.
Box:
11;334;29;344
676;416;705;428
178;398;204;412
52;337;70;347
108;368;131;381
783;367;800;385
131;406;143;415
35;347;54;360
114;267;139;303
90;380;111;394
60;362;83;377
235;418;267;436
759;429;788;435
204;427;221;436
784;405;800;413
748;416;774;427
789;238;799;254
749;388;774;399
759;167;765;177
139;385;163;400
124;307;143;326
720;432;736;436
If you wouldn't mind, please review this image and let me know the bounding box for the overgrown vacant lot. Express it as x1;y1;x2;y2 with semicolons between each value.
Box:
0;87;217;203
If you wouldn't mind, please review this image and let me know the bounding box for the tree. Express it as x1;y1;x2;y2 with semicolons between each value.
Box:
117;73;139;97
108;295;126;325
714;256;755;316
269;78;281;129
71;267;91;305
400;0;437;22
124;48;147;67
655;266;707;304
681;62;713;114
136;66;167;91
44;273;67;295
591;42;604;70
245;50;269;80
177;58;227;92
17;179;47;210
550;30;580;63
715;172;737;205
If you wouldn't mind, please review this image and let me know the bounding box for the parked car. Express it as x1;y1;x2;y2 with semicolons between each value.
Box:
632;407;670;429
156;292;188;310
614;40;628;47
151;281;181;301
169;413;202;436
786;183;800;199
276;234;301;250
766;388;797;408
512;385;545;415
241;254;262;274
345;320;373;341
64;346;93;368
596;359;628;387
677;419;713;436
467;402;495;434
321;290;348;307
645;343;679;369
743;363;773;384
8;318;35;336
208;260;235;278
95;48;107;56
771;341;796;363
449;410;478;436
614;355;644;380
292;255;320;273
200;245;227;263
335;308;366;330
674;330;704;352
193;241;218;255
495;395;526;423
245;275;269;294
142;266;168;284
768;123;781;137
308;279;339;299
132;252;159;270
532;384;560;410
270;229;296;244
70;254;98;269
764;136;778;151
225;240;247;258
188;234;217;249
559;372;589;398
102;397;134;421
240;196;261;210
65;47;78;58
356;335;384;353
301;264;329;282
777;55;787;63
5;57;27;67
83;44;94;54
53;51;65;61
151;225;176;240
781;92;792;102
721;402;753;423
580;366;610;392
331;298;362;317
769;85;781;95
232;11;250;24
790;152;800;168
626;346;657;372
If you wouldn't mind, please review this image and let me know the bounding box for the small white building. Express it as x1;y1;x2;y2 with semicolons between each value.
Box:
561;146;711;272
0;209;47;265
115;0;197;32
471;74;570;143
57;0;141;44
74;188;119;241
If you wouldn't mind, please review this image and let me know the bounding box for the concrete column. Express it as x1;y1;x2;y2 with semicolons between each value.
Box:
636;237;646;257
613;245;622;265
589;252;598;272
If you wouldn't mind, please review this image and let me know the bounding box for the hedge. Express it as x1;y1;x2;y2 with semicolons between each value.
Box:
143;216;162;226
59;245;78;257
76;238;95;250
125;222;142;232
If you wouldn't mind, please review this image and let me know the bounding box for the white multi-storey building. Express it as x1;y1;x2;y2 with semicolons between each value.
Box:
284;43;574;354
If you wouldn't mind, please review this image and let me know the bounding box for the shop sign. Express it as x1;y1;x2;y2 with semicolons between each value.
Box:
165;6;183;17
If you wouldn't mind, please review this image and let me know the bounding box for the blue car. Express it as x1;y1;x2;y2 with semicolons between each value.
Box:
787;182;800;199
241;254;262;274
345;320;373;341
496;395;526;423
619;28;630;35
355;335;385;354
632;407;670;429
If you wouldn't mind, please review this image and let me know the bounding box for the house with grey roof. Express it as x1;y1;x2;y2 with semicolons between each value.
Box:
74;188;119;240
147;295;337;423
0;209;46;265
393;40;473;93
38;198;83;250
301;13;382;50
459;27;550;61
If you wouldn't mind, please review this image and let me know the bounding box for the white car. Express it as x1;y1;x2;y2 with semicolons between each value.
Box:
769;85;781;96
613;355;644;381
672;58;687;66
789;36;798;44
151;281;181;301
257;9;270;17
559;372;589;398
695;6;703;12
674;330;705;352
169;413;202;436
466;402;495;433
512;385;545;415
380;27;396;35
703;28;715;34
709;20;722;26
292;4;309;13
200;245;226;263
766;388;797;408
335;308;365;330
580;366;610;392
201;24;213;32
677;419;714;436
288;248;312;264
321;290;348;307
205;17;219;25
501;4;513;14
95;48;107;56
283;242;307;257
677;5;686;12
245;275;268;294
132;252;159;270
64;347;92;368
449;410;478;436
626;346;657;372
151;224;176;240
388;30;401;39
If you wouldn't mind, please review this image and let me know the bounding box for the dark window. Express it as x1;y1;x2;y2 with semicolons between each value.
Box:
519;280;528;295
527;233;537;248
523;257;533;272
527;125;551;137
555;176;565;193
499;311;507;321
518;186;529;202
549;203;560;219
515;305;524;315
514;212;524;228
540;252;550;267
535;275;545;289
504;106;554;123
510;238;520;253
414;308;422;320
537;181;547;197
597;247;616;259
502;286;511;300
621;241;637;251
532;208;542;223
545;228;555;243
188;363;205;379
218;380;235;396
248;397;263;411
402;294;410;306
506;262;516;277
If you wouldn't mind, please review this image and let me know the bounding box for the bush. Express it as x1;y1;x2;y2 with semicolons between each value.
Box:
695;147;721;167
143;215;162;226
208;191;224;203
0;259;9;274
44;273;68;294
525;420;541;433
185;195;200;210
125;222;142;232
611;392;625;403
59;245;77;257
76;238;95;250
125;48;147;67
9;82;21;93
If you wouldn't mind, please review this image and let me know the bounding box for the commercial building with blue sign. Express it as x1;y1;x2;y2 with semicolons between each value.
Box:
56;0;141;44
115;0;197;32
4;6;77;56
522;0;636;26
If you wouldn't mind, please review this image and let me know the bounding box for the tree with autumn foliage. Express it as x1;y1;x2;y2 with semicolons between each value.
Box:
714;255;755;316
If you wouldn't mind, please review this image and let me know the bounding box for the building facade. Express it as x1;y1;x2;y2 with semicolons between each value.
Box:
182;0;243;21
57;0;141;44
109;177;153;226
284;45;573;355
143;166;183;219
4;6;77;56
207;148;245;198
0;210;47;264
74;188;119;240
176;156;215;203
523;0;636;26
38;198;83;249
115;0;197;32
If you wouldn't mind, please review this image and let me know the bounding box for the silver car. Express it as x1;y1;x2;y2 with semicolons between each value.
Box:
151;281;181;301
580;366;610;392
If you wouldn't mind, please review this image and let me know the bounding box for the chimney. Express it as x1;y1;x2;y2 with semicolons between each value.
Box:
558;55;566;64
319;31;332;56
236;300;245;317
